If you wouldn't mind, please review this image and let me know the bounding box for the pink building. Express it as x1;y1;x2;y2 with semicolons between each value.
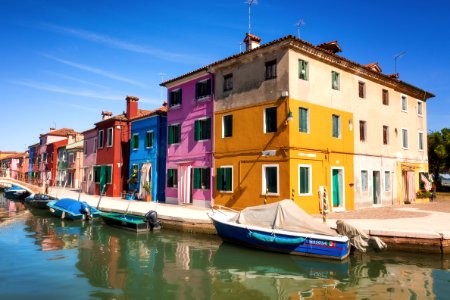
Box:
81;128;97;194
162;72;214;208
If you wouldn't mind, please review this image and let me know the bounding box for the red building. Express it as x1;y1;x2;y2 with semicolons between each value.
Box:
45;139;68;186
94;96;150;197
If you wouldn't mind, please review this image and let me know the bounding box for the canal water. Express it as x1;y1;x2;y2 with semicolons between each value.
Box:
0;193;449;300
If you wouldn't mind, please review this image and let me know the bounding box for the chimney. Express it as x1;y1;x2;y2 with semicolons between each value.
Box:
243;33;261;51
126;95;139;120
317;40;342;54
49;127;55;132
101;111;113;120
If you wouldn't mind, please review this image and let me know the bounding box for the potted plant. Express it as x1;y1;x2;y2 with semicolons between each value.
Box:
143;181;152;202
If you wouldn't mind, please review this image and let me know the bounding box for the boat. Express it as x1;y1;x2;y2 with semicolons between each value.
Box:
47;198;101;221
24;193;58;209
208;200;350;260
3;185;31;200
100;210;161;232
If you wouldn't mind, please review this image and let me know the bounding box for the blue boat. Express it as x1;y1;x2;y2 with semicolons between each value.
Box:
47;198;101;221
4;185;31;200
209;200;350;260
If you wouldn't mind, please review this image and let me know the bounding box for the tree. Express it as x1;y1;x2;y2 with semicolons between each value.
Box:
428;128;450;186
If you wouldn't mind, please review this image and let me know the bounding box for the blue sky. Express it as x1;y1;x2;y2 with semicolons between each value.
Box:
0;0;449;151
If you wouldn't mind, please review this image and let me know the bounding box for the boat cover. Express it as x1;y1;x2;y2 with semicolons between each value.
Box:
230;199;338;236
54;198;88;214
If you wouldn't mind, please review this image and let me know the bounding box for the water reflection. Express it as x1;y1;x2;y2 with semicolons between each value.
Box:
0;193;27;220
8;212;450;300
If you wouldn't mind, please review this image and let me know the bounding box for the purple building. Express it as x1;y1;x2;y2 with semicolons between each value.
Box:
162;71;214;207
81;127;97;194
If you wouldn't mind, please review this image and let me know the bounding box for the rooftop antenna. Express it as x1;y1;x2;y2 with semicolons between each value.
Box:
159;72;167;100
245;0;258;35
394;51;406;74
295;19;305;39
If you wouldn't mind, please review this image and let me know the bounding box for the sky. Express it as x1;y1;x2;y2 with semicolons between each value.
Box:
0;0;449;151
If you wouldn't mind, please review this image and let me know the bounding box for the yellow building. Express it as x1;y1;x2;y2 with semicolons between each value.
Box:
211;34;433;213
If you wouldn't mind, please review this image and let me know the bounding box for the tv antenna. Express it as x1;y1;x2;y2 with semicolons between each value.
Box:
159;72;167;100
245;0;258;35
295;19;305;39
394;51;406;74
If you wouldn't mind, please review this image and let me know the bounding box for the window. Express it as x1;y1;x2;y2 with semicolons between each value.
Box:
402;128;408;148
223;74;233;92
383;125;389;145
195;79;211;100
299;59;308;80
332;114;341;138
359;120;367;142
98;130;104;149
264;107;277;133
145;131;154;148
265;60;277;80
361;170;368;192
194;118;211;141
68;153;74;164
331;71;340;90
167;169;178;188
382;89;389;105
193;168;210;189
418;131;424;151
299;165;312;195
216;167;232;192
262;165;279;194
107;127;113;147
358;81;366;98
384;171;391;192
94;165;112;184
299;107;309;133
93;138;97;153
169;89;182;107
222;115;233;138
168;124;181;144
84;141;87;155
417;100;423;116
401;95;408;111
131;133;139;150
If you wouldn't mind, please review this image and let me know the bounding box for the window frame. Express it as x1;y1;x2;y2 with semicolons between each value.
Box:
298;164;312;196
167;168;178;188
359;120;367;142
361;170;369;192
384;170;391;192
358;81;366;98
93;138;97;153
145;130;154;148
168;123;181;145
418;130;424;151
195;78;211;100
216;166;233;193
98;130;104;149
131;133;139;150
194;117;212;141
401;94;408;112
262;164;279;196
169;88;182;108
222;114;233;138
402;128;409;149
299;107;309;133
264;106;277;133
193;167;211;190
332;114;341;138
382;89;389;106
298;59;308;81
223;74;233;92
106;127;113;148
417;100;423;116
265;60;277;80
383;125;389;145
331;71;340;90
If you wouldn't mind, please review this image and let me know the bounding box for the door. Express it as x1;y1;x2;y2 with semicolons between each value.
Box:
140;163;152;199
332;168;344;209
99;166;107;195
177;165;192;204
402;171;416;204
373;171;381;205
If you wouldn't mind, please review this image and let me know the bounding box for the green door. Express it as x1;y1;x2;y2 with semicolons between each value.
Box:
99;166;106;194
332;169;341;207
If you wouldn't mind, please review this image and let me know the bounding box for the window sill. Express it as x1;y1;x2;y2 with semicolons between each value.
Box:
265;77;277;81
299;193;312;197
196;96;211;102
417;114;423;117
218;190;233;194
169;105;181;110
196;139;210;142
401;110;408;113
261;193;279;197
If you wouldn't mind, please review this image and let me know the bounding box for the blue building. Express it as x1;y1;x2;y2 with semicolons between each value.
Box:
28;143;39;184
128;104;167;201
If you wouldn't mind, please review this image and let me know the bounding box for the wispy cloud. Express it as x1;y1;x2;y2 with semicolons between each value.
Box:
42;23;202;64
43;71;108;89
40;54;147;88
51;101;99;113
9;80;122;101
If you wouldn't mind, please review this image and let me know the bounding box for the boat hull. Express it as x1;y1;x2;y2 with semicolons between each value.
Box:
24;194;57;209
210;215;349;260
4;189;30;201
101;212;161;232
47;200;101;221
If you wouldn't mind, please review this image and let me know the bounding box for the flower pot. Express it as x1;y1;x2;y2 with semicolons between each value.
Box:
145;194;152;202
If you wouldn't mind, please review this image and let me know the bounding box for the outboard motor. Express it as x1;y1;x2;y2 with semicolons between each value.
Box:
144;210;161;231
82;204;92;220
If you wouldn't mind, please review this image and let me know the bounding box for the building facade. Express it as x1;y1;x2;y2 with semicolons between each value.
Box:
162;73;214;207
66;140;84;189
128;104;167;201
81;128;97;195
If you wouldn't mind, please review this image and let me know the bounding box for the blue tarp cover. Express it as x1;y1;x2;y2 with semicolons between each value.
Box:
54;198;87;215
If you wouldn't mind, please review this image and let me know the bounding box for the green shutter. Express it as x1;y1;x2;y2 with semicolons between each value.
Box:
203;168;210;189
300;167;308;193
216;168;223;190
195;120;201;141
206;118;211;139
224;115;232;137
225;168;232;191
299;108;308;132
167;169;173;187
193;168;201;189
168;126;173;144
106;166;112;183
